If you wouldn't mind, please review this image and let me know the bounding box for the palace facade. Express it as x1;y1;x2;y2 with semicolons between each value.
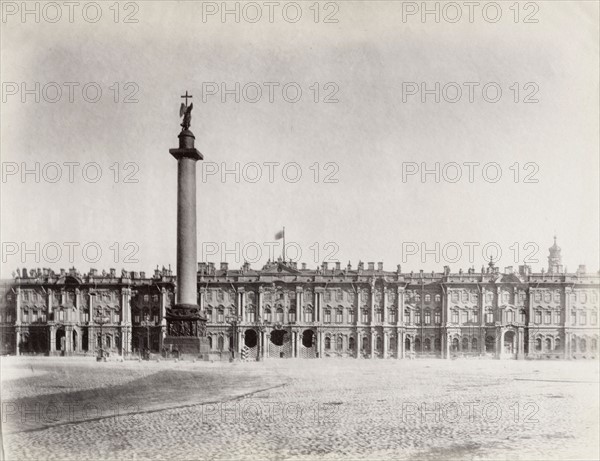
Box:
1;239;598;360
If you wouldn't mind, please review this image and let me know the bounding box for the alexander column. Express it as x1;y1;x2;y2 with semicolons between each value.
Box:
164;91;208;357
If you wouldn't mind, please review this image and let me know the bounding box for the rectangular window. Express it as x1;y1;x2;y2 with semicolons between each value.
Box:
348;310;355;323
248;311;256;323
22;311;28;323
544;311;551;324
571;312;577;325
535;311;542;324
580;312;587;325
507;311;514;323
462;311;468;324
434;311;441;324
591;312;597;325
520;311;526;323
415;311;421;325
424;311;431;325
134;315;140;324
404;310;410;324
336;311;343;323
153;315;158;324
324;311;331;323
473;311;479;324
218;311;224;323
376;310;382;323
486;311;493;324
289;311;296;323
143;295;149;302
362;310;369;323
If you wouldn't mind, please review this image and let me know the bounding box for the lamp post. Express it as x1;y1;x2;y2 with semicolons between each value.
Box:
140;314;154;360
225;314;242;360
94;308;110;362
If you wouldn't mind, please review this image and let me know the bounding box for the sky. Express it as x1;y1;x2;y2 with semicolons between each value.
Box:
1;0;599;277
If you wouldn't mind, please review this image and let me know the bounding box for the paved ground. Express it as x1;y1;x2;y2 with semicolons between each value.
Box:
1;357;598;460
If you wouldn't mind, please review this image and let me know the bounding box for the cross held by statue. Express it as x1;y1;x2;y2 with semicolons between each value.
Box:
181;91;193;106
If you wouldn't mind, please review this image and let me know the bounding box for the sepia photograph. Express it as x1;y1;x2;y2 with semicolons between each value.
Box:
1;1;599;459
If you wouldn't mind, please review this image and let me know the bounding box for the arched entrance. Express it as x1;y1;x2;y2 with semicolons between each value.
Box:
269;329;291;358
504;330;516;357
300;329;316;358
243;329;258;360
56;328;66;354
72;330;78;352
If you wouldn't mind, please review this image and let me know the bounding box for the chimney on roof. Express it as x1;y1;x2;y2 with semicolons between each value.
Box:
220;262;228;271
377;262;383;271
335;262;341;271
301;263;307;270
368;262;375;271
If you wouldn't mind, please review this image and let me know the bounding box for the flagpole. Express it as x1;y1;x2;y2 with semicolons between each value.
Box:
283;226;286;262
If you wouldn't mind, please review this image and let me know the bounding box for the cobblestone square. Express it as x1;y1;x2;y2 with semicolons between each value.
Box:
1;357;599;460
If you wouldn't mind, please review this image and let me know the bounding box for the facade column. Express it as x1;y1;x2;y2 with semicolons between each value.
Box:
517;326;525;359
258;287;264;321
48;289;53;317
382;284;387;326
238;288;245;321
159;288;167;351
49;325;56;354
383;330;388;358
444;332;450;359
317;330;323;358
316;289;323;323
236;328;242;355
121;288;131;356
398;329;404;359
15;288;21;356
564;287;572;359
370;330;375;359
369;279;375;324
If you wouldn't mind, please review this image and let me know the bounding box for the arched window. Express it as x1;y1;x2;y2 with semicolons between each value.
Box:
208;336;213;349
276;307;284;323
414;311;421;325
363;336;369;352
348;308;355;323
336;336;343;351
376;336;382;352
349;337;355;350
591;338;597;352
390;336;396;352
545;338;552;351
325;336;331;350
554;338;561;351
486;308;493;324
580;338;587;352
485;336;494;352
388;309;396;323
434;338;441;351
206;309;213;323
324;309;331;323
405;337;411;352
336;309;343;323
535;310;542;324
304;307;313;323
375;309;383;323
218;336;224;351
535;338;542;351
462;310;469;324
435;294;441;303
425;294;431;303
451;338;459;351
414;337;421;352
362;309;369;323
519;309;527;323
289;309;296;323
246;305;256;323
452;310;459;324
424;338;431;351
462;337;469;351
424;310;431;325
472;337;478;350
404;309;410;324
264;308;272;323
217;308;224;323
